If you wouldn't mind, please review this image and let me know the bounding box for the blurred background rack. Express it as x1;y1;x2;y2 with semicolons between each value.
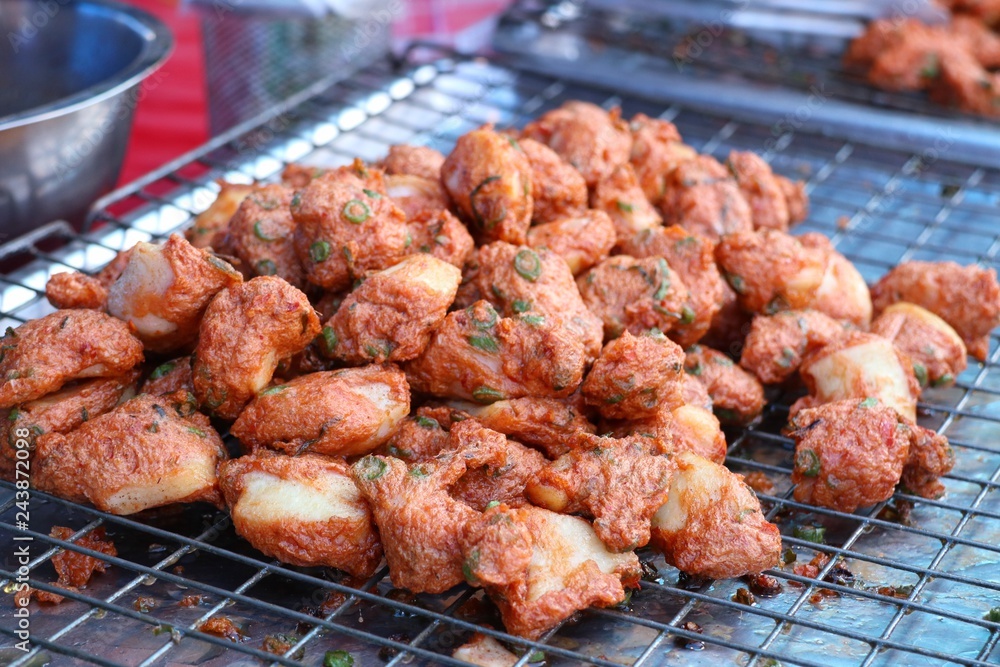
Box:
2;48;1000;666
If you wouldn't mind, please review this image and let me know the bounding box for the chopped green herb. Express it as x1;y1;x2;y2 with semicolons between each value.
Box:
472;386;505;403
320;325;338;356
795;448;821;477
342;199;371;224
357;456;387;481
679;305;696;325
727;273;747;294
434;234;449;246
310;240;331;262
149;362;176;381
324;650;355;667
404;231;412;248
512;299;532;313
653;259;671;300
485;500;500;509
687;361;703;376
409;465;430;478
468;335;500;353
921;53;940;79
362;188;382;199
514;249;542;282
793;525;826;544
364;340;394;359
415;415;439;429
462;548;481;584
81;407;89;422
777;347;796;368
859;397;878;409
255;258;277;276
984;607;1000;623
261;385;287;396
932;373;953;387
469;304;498;330
782;548;797;565
913;362;928;387
521;314;545;326
605;394;625;405
470;175;503;229
8;408;18;421
616;200;634;213
253;220;276;241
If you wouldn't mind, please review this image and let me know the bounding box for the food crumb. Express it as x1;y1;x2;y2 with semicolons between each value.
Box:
134;596;156;613
744;472;775;495
197;616;247;642
179;594;205;607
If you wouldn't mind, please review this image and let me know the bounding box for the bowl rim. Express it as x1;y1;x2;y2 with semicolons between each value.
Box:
0;0;174;131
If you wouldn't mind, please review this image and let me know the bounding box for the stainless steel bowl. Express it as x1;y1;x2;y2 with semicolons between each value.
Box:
0;0;172;242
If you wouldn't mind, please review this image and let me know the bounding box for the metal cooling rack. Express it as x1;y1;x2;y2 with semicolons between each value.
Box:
3;51;1000;666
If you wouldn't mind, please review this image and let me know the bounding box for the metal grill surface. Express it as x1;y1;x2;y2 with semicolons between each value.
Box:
2;54;1000;667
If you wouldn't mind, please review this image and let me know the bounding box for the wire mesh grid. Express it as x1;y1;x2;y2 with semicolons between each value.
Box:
501;0;997;127
2;52;1000;666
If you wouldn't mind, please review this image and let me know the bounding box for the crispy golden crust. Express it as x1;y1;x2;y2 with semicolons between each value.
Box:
449;420;547;511
519;137;587;223
404;208;476;269
521;102;632;188
619;225;725;347
441;126;533;245
0;371;139;478
527;210;617;277
628;113;695;206
788;399;910;512
798;233;872;327
442;396;596;459
739;310;845;385
225;184;305;288
187;182;254;250
46;272;107;310
405;301;587;402
292;167;408;291
870;260;1000;361
218;451;382;577
460;504;640;639
231;365;410;456
701;279;752;356
0;310;143;409
727;151;793;232
929;47;1000;116
871;303;968;388
794;330;921;422
715;228;828;315
381;144;446;181
325;255;461;364
660;155;752;241
527;433;675;551
684;345;764;425
141;356;194;396
590;163;662;246
902;424;954;500
609;402;728;464
385;174;451;221
577;255;693;341
351;453;479;594
106;234;243;353
470;242;604;362
650;452;781;579
582;331;685;420
33;393;226;514
193;277;320;419
281;163;326;189
778;175;808;225
381;408;452;461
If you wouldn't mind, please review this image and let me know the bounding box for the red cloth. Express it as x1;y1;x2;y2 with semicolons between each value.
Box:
117;0;209;185
116;0;510;187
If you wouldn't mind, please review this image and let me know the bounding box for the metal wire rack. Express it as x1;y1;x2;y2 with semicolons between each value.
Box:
494;0;1000;128
2;50;1000;667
